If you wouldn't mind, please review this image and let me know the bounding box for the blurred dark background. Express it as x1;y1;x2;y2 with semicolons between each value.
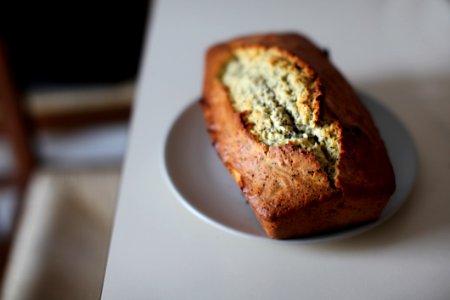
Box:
0;1;151;299
1;1;149;89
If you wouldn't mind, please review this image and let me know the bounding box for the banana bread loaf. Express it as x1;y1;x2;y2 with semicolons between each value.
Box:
201;33;395;239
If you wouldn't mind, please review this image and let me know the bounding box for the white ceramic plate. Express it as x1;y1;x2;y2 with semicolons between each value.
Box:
163;93;417;243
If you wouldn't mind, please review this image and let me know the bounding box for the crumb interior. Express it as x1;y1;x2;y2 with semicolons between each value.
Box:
221;47;339;181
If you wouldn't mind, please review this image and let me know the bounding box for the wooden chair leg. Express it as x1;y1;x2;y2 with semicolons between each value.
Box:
0;39;35;286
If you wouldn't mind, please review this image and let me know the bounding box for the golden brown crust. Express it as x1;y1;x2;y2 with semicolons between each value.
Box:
201;33;395;239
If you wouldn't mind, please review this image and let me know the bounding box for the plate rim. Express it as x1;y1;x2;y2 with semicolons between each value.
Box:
162;92;417;243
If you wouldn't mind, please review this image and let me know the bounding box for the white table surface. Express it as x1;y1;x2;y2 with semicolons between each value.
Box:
102;1;450;299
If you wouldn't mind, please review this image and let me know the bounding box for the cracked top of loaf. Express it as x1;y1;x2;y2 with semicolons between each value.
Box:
221;47;339;180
